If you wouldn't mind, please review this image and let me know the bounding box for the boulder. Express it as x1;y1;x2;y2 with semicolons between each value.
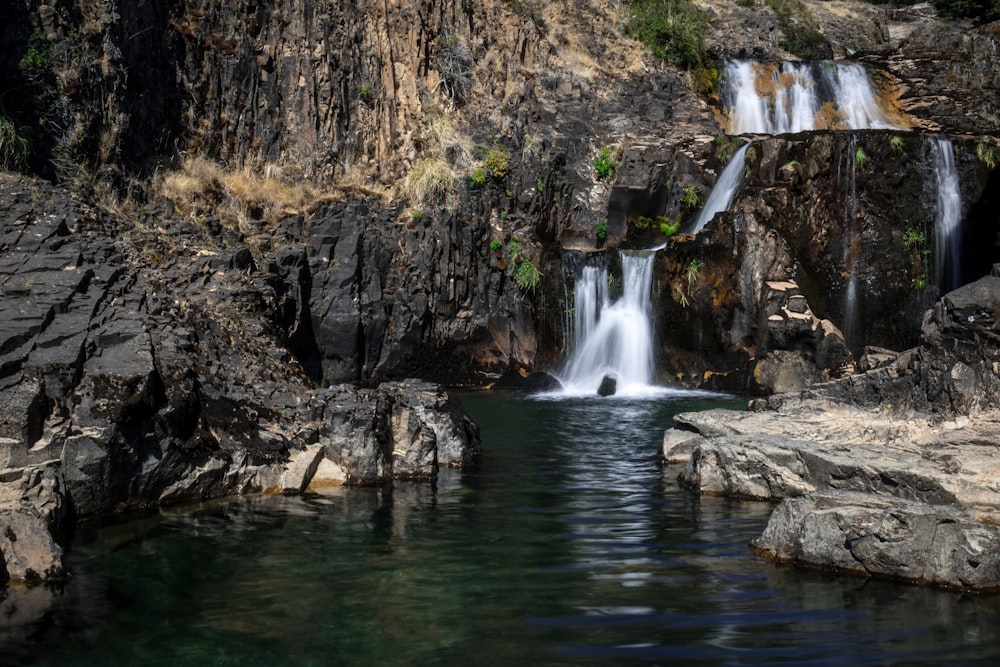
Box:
753;491;1000;591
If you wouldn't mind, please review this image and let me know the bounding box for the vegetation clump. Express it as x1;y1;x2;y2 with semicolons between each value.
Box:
0;116;31;169
593;146;617;180
680;183;704;212
403;158;455;207
625;0;710;70
595;219;608;241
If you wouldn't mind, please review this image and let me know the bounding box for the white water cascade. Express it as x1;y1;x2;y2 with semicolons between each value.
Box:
931;137;963;290
721;60;902;134
552;251;660;397
692;144;749;234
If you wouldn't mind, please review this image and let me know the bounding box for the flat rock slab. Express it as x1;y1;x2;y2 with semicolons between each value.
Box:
668;405;1000;523
753;491;1000;592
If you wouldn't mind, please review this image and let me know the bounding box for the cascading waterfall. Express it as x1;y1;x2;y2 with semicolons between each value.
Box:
691;144;749;234
931;137;963;291
720;60;903;134
552;251;660;397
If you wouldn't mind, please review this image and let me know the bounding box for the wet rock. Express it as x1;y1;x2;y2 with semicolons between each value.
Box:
597;375;617;397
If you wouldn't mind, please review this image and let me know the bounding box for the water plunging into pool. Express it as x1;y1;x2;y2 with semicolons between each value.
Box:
551;250;662;397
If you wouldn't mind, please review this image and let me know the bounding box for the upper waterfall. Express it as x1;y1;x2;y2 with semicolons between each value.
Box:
721;60;905;134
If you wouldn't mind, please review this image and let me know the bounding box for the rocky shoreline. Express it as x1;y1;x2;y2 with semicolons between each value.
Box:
663;271;1000;591
0;174;481;585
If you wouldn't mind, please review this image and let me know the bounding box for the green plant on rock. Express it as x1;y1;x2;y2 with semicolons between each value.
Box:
536;177;544;192
686;258;703;293
658;216;681;236
903;227;925;250
595;219;608;240
469;167;487;189
0;115;31;169
626;0;709;70
976;137;997;169
410;209;423;222
854;146;869;169
634;215;653;231
594;146;617;180
490;239;503;251
506;239;523;259
744;145;758;174
889;135;904;155
357;82;374;101
680;183;704;211
714;135;741;162
514;260;542;292
483;145;510;179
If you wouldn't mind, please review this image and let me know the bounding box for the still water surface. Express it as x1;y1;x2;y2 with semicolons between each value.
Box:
9;390;1000;665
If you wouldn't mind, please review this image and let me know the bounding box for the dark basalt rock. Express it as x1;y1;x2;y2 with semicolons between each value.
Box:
597;375;617;397
0;176;482;586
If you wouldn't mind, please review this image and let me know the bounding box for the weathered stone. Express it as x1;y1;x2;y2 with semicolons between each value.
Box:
0;502;65;585
753;491;1000;591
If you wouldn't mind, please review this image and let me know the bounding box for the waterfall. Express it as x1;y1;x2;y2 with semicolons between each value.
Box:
721;60;903;134
551;251;659;397
692;144;749;233
931;137;963;291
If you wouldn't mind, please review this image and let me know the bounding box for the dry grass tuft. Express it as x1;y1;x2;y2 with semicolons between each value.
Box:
160;157;318;229
402;158;456;208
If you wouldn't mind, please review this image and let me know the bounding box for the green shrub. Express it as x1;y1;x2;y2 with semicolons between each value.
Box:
595;219;608;240
903;227;925;250
855;146;869;168
889;135;904;155
514;260;542;292
469;167;487;189
634;215;653;230
506;239;523;259
626;0;709;70
483;145;510;178
680;183;704;211
593;146;617;180
686;258;703;291
658;216;681;236
0;116;30;169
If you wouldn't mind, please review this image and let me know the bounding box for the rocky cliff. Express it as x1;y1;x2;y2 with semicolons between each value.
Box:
0;0;999;585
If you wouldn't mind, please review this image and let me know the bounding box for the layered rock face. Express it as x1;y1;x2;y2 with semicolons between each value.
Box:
665;273;1000;590
0;175;480;584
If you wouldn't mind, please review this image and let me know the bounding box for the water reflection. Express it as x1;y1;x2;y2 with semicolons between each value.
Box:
8;390;1000;666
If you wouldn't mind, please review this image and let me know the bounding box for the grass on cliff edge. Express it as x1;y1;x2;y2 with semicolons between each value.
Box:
160;158;317;229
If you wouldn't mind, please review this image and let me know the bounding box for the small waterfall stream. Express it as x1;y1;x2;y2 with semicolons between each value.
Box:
692;144;749;234
552;250;662;397
931;137;963;291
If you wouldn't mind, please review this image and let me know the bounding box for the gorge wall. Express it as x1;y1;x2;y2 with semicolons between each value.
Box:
2;1;997;393
0;1;997;557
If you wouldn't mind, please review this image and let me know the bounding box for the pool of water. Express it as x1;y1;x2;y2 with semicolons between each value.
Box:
7;389;1000;665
